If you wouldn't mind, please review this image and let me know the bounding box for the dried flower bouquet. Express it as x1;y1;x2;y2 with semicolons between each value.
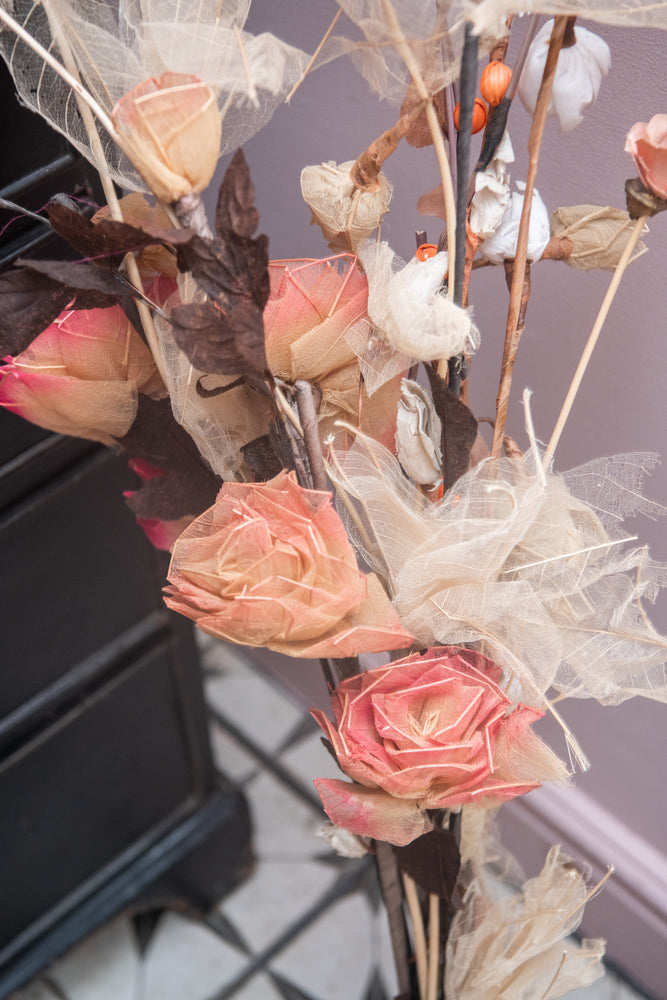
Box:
1;2;666;998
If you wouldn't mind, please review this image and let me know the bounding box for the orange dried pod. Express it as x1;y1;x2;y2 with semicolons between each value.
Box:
416;243;439;261
480;61;513;106
453;98;488;134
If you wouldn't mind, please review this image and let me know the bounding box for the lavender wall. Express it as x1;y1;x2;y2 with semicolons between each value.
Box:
212;4;667;988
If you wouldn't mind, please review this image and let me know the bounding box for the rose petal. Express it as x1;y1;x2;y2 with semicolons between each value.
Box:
314;778;433;847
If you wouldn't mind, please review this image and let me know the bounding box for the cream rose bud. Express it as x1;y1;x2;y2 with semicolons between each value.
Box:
395;379;442;485
112;72;222;203
301;160;392;254
479;182;550;264
518;20;610;132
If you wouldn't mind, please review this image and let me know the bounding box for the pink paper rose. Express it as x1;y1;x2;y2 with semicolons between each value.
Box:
0;305;164;445
313;647;567;846
625;115;667;199
163;470;413;658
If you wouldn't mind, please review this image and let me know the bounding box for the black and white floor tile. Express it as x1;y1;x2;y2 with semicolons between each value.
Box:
10;637;648;1000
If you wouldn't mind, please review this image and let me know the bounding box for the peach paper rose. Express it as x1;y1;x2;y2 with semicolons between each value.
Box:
625;115;667;199
0;305;164;445
163;470;413;658
313;647;568;846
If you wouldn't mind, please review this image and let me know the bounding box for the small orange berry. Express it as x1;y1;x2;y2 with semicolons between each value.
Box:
416;243;439;261
480;61;513;106
453;98;488;134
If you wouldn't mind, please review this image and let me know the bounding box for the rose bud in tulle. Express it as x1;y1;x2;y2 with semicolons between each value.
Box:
313;646;568;846
0;306;164;445
625;115;667;200
164;470;413;658
112;72;221;203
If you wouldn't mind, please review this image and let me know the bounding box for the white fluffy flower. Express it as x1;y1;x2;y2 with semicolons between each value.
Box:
479;183;550;264
470;130;515;240
358;241;479;362
518;19;611;132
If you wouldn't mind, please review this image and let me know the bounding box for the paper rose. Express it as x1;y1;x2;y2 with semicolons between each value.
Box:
163;471;413;658
0;305;164;445
479;183;550;264
518;20;610;132
312;647;568;846
264;255;403;448
301;160;392;254
625;115;667;200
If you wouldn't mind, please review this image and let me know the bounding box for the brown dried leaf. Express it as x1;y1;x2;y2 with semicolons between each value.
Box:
47;201;169;263
171;298;267;376
215;148;260;239
425;367;478;490
119;395;221;521
400;85;447;149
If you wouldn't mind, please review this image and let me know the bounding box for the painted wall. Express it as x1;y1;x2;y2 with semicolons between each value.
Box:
212;4;667;991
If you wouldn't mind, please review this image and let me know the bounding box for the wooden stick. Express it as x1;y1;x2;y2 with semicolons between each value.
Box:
376;842;412;998
542;214;648;470
426;893;440;1000
285;7;343;103
295;380;328;491
403;873;427;999
491;16;569;458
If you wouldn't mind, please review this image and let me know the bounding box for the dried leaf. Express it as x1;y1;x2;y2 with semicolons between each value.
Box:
176;231;269;310
119;396;221;521
0;268;73;355
215;148;260;239
395;827;461;899
47;201;166;263
171;298;267;376
400;84;447;149
240;430;285;481
17;258;133;304
425;367;478;490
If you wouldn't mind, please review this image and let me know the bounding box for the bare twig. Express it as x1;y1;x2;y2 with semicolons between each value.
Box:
403;873;427;998
491;16;569;458
376;842;412;998
295;380;328;491
426;894;440;1000
351;99;428;191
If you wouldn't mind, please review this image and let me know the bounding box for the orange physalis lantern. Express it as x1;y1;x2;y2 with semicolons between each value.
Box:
416;243;439;261
480;61;513;106
453;98;488;134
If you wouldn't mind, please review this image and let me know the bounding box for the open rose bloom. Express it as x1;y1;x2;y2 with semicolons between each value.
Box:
0;305;163;445
313;647;568;846
164;471;413;658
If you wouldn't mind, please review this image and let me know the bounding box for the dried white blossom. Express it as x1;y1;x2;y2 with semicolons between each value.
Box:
479;182;550;264
301;160;392;254
395;379;443;485
358;241;479;362
470;130;515;240
518;20;611;132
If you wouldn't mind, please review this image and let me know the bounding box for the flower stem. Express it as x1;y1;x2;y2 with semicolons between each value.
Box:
426;894;440;1000
376;841;412;998
403;873;427;998
295;380;328;491
542;214;648;470
491;16;569;458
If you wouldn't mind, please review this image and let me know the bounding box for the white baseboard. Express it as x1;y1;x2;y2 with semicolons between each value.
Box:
502;784;667;998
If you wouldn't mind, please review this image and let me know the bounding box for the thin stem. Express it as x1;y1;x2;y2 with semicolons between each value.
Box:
379;0;456;310
542;214;648;470
403;873;427;999
285;7;343;103
376;842;412;998
491;16;569;458
295;380;328;491
426;894;440;1000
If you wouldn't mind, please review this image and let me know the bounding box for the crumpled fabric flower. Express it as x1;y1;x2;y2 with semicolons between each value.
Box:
625;114;667;200
358;240;479;362
312;646;567;846
263;255;403;449
470;130;515;240
301;160;392;254
518;20;611;132
163;470;413;658
479;182;550;263
395;378;442;486
0;305;164;445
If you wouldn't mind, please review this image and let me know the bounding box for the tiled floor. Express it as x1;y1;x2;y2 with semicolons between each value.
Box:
10;637;649;1000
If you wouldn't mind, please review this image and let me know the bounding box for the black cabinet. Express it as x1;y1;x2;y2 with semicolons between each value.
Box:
0;64;251;997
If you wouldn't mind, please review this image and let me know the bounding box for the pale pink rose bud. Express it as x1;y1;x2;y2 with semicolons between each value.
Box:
312;646;568;846
518;20;610;132
625;115;667;200
0;306;164;445
112;72;222;203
